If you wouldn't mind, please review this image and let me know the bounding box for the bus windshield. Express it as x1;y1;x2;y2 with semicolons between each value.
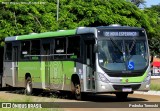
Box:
98;39;148;71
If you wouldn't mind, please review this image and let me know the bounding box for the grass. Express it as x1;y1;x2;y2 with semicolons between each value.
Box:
150;84;160;91
150;79;160;91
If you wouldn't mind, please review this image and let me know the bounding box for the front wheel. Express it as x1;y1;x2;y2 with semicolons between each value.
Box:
71;81;83;100
74;83;81;100
25;77;32;95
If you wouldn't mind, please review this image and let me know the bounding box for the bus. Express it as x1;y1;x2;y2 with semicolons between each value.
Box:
2;25;151;100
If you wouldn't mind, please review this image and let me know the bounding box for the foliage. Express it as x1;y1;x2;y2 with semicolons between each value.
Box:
0;0;157;54
144;5;160;55
130;0;146;7
0;0;58;44
150;83;160;91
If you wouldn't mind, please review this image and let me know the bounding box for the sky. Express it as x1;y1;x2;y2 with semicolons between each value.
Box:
145;0;160;7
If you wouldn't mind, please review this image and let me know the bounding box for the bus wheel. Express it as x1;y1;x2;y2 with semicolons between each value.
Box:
74;83;81;100
116;93;128;100
25;77;32;95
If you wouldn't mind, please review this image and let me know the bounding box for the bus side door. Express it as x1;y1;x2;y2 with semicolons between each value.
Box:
84;40;95;91
41;39;51;89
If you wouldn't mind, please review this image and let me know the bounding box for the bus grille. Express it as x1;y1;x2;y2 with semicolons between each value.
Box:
113;84;141;91
107;71;145;77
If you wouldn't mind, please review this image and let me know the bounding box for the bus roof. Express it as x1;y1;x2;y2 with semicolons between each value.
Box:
5;29;77;41
96;26;144;30
4;26;145;42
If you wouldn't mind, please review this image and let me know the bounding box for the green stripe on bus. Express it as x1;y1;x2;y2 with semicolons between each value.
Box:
18;61;74;84
49;61;74;84
18;61;42;82
121;71;147;83
16;29;76;40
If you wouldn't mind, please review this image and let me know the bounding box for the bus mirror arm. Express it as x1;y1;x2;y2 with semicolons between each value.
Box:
94;44;98;53
87;64;94;69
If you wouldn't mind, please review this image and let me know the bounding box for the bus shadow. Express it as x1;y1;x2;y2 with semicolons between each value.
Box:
79;94;148;102
3;88;148;102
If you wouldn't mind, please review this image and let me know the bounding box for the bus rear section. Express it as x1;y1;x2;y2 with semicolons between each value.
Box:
0;46;4;88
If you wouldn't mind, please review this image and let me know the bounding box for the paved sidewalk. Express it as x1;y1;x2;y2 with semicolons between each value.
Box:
134;90;160;96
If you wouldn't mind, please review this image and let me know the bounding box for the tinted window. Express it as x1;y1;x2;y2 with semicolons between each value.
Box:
67;36;80;59
5;43;12;61
21;41;30;60
54;38;66;59
42;43;50;61
31;40;40;60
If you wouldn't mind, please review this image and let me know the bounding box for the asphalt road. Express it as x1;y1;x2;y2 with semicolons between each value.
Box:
0;88;159;111
63;93;160;111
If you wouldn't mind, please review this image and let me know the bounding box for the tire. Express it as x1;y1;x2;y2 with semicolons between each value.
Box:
25;77;32;95
71;81;82;100
74;83;81;100
116;92;128;100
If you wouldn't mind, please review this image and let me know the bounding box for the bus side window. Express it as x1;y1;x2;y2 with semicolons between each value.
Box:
67;36;80;59
21;41;30;60
54;38;66;59
5;43;12;61
0;47;3;73
31;40;40;60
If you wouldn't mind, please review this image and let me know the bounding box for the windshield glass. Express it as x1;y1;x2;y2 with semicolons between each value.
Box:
98;39;148;71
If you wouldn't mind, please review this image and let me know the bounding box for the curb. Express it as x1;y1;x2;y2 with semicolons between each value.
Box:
134;91;160;96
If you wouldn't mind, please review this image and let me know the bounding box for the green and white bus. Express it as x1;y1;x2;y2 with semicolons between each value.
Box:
2;25;151;100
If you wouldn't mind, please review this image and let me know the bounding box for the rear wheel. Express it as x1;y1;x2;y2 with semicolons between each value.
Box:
25;77;32;95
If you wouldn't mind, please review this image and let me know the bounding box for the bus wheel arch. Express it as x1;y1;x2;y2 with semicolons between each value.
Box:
25;73;32;95
25;73;31;80
71;74;82;100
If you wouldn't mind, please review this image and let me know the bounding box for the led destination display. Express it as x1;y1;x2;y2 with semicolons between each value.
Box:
98;29;145;37
103;31;139;37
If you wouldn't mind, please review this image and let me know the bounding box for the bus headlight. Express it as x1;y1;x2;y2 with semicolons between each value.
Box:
98;72;110;83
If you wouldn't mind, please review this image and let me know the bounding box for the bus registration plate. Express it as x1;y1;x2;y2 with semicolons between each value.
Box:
122;88;132;92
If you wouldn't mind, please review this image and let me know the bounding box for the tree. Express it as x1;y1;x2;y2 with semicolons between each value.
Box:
0;0;58;46
130;0;146;7
144;4;160;55
0;0;153;47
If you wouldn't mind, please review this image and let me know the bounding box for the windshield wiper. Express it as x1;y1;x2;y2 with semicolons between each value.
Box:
129;38;136;53
126;38;136;60
110;38;123;54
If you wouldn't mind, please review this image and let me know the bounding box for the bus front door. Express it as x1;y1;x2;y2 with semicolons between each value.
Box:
85;40;95;91
42;41;51;89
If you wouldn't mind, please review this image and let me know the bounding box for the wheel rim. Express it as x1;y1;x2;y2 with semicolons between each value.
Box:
75;84;81;97
26;81;31;93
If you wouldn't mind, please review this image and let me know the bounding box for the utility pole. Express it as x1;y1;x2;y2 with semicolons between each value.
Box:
57;0;59;21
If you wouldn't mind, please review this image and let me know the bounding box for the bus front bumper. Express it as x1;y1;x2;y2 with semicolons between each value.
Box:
95;80;150;93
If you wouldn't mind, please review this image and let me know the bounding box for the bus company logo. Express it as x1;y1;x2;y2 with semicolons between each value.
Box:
2;103;12;108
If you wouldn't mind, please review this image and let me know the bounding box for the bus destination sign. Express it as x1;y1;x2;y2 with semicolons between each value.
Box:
103;31;139;37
